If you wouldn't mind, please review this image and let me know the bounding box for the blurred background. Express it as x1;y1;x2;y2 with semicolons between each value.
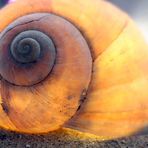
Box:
0;0;8;7
0;0;148;42
108;0;148;43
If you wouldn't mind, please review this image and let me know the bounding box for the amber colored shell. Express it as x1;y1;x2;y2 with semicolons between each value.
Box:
0;0;148;140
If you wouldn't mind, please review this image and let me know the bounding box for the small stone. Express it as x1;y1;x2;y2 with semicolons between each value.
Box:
26;144;31;148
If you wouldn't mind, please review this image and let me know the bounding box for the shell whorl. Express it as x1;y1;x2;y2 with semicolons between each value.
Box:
0;29;56;86
0;12;92;133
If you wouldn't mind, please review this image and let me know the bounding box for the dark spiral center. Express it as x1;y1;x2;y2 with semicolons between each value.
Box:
0;30;57;85
0;22;57;86
11;37;41;63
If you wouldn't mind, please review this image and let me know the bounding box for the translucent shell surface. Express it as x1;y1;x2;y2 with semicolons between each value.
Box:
0;0;148;140
0;10;92;133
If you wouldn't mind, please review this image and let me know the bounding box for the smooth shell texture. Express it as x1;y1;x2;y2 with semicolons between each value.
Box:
0;0;148;140
0;12;92;133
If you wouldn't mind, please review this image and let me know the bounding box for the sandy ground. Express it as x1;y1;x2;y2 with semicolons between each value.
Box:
0;129;148;148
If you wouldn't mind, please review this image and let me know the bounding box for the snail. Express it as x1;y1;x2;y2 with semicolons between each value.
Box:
0;0;148;141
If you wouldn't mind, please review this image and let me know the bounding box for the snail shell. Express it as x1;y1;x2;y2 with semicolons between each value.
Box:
0;0;148;140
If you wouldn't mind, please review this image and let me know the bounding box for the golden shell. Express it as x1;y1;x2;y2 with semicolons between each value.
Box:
0;0;148;140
